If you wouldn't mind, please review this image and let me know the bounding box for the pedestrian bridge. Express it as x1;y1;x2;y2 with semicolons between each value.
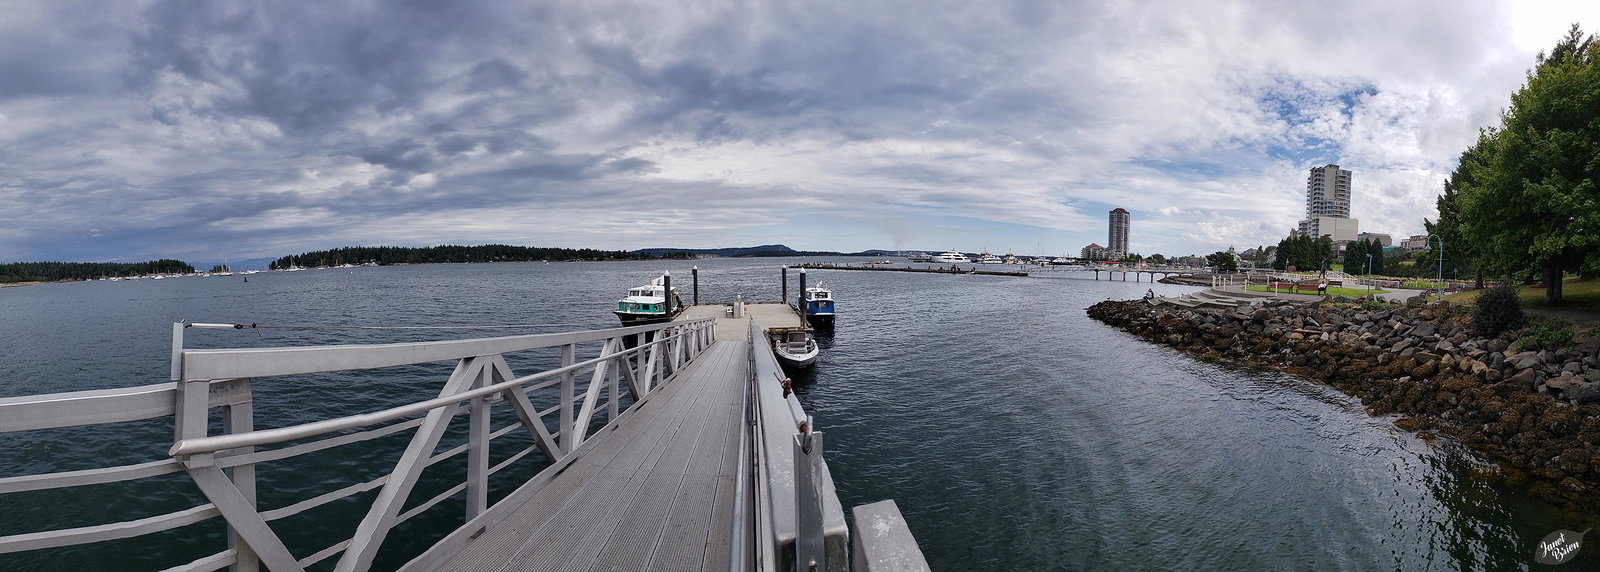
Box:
0;310;926;571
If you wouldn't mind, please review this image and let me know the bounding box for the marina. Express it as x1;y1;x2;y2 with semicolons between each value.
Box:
0;259;1594;570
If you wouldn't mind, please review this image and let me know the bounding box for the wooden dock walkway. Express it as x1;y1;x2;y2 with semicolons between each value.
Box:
439;340;746;572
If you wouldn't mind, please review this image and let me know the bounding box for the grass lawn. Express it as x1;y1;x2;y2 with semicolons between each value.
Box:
1246;285;1387;297
1442;278;1600;311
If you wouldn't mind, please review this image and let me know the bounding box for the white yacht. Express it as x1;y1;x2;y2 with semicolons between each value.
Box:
905;252;933;263
976;252;1003;264
930;250;970;264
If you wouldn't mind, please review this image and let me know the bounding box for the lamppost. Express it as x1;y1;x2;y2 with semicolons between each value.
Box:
1426;235;1444;302
1366;252;1373;299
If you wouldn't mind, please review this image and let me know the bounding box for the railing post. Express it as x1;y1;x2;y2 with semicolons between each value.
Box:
222;379;260;572
795;428;825;571
608;339;621;420
560;343;576;453
466;358;491;520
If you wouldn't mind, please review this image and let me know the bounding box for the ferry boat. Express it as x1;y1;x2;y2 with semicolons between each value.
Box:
803;285;835;327
930;250;970;264
613;275;685;325
770;328;819;368
905;252;933;263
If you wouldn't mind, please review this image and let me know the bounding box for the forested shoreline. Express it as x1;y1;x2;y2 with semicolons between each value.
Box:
268;244;689;270
0;260;195;283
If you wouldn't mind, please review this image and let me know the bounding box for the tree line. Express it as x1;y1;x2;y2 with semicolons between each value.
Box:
0;260;196;283
1428;25;1598;303
1270;234;1334;272
268;244;687;269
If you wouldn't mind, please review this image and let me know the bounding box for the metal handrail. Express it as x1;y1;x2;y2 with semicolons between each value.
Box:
170;323;703;457
729;317;756;571
1;317;720;572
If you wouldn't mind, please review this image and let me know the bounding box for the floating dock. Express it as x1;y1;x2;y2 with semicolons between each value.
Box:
794;262;1027;277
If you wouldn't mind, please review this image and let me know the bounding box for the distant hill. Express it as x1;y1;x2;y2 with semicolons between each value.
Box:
631;244;845;258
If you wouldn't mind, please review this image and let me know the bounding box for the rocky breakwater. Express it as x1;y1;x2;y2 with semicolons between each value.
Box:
1087;297;1600;503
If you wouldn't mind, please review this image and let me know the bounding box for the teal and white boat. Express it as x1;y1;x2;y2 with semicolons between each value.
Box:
613;276;683;325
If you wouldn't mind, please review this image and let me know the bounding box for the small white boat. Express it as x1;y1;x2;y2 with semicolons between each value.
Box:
976;253;1002;264
929;250;970;264
771;329;819;368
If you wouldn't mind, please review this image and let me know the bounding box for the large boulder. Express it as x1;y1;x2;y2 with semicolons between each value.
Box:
1509;367;1539;389
1566;382;1600;404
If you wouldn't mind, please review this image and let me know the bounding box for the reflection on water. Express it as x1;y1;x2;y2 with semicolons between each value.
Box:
1;259;1595;570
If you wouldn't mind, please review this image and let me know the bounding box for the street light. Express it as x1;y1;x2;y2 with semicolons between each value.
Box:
1366;252;1373;299
1426;235;1444;302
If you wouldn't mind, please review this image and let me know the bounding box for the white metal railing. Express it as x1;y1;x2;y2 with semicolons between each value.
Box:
744;320;849;572
0;318;716;572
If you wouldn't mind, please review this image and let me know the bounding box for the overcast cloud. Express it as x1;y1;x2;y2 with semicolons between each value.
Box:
2;0;1597;262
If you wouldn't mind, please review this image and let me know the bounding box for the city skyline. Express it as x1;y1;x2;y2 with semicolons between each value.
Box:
3;1;1600;263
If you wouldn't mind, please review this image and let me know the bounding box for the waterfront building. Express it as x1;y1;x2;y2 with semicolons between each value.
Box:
1356;232;1392;247
1081;243;1109;260
1297;164;1359;241
1400;234;1429;251
1108;208;1130;259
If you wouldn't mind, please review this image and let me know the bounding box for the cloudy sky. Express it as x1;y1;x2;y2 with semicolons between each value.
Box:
2;0;1597;262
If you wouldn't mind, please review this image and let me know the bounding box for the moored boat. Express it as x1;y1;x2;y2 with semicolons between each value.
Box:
613;275;684;325
929;250;970;264
770;328;819;368
803;284;835;327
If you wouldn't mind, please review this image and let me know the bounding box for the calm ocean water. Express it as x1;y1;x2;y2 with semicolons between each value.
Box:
1;258;1594;570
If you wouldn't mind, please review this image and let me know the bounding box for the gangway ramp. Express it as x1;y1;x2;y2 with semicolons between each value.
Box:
435;340;745;571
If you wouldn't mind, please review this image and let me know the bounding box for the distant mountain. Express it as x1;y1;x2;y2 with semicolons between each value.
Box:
631;244;845;258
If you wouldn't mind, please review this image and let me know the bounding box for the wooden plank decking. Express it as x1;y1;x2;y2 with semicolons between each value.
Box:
439;340;746;572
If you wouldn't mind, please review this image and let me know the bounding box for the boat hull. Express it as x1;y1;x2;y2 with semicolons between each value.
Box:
774;347;819;368
613;309;679;326
804;313;835;328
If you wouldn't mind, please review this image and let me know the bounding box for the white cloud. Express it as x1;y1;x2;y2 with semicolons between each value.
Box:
0;0;1592;261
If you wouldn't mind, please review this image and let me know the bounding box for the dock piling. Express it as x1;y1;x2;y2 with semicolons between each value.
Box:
692;266;699;306
664;271;672;314
782;266;788;305
798;268;808;329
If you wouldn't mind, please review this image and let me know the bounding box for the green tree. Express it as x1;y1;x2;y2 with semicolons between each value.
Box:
1147;253;1166;265
1455;25;1600;303
1206;251;1238;271
1368;240;1385;276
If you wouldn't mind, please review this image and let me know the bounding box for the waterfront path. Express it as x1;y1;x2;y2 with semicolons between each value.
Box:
438;340;745;572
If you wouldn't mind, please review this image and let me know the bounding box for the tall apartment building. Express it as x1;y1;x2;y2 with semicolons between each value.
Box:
1297;164;1359;241
1108;208;1130;259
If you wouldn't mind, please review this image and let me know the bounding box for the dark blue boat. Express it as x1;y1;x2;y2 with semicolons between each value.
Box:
804;285;835;327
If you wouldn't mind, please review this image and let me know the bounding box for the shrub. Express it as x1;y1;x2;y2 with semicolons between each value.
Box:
1532;320;1574;349
1472;283;1524;337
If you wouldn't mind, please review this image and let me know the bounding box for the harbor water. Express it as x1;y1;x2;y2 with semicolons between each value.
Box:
1;258;1594;570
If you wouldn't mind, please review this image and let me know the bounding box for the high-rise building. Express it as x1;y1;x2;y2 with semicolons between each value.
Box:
1108;208;1130;259
1297;164;1359;241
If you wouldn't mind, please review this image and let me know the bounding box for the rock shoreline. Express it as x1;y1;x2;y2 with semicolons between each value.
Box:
1087;297;1600;504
